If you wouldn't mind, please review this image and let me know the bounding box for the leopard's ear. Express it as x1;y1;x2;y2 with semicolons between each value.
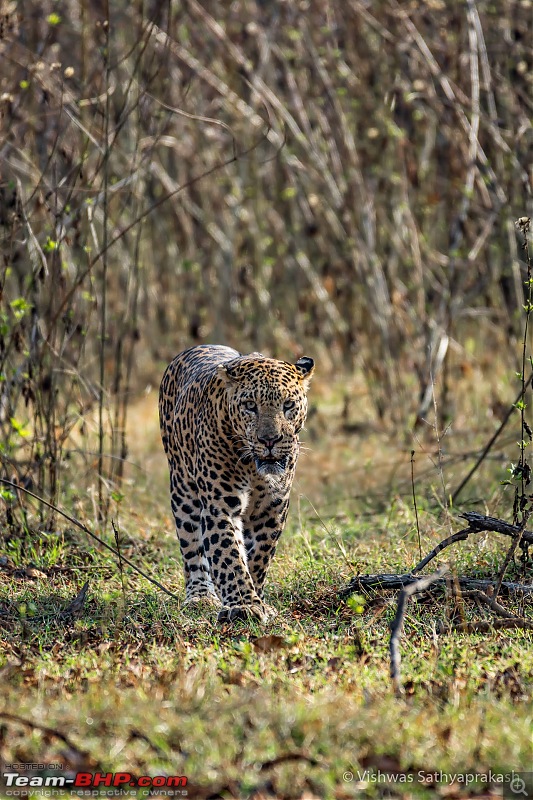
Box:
294;356;315;389
217;359;242;384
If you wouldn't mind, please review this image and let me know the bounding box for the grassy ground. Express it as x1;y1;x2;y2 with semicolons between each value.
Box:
0;376;532;799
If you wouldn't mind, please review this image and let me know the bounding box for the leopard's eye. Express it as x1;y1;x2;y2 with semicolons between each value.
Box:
244;399;258;413
283;399;296;412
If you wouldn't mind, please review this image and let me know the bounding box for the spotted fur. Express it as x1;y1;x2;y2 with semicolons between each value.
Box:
159;344;314;623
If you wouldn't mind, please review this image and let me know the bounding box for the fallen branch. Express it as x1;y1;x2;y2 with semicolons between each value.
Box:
459;511;533;544
0;712;93;762
492;508;531;600
390;566;450;697
451;618;533;633
340;573;532;597
461;589;524;619
411;512;533;575
343;511;532;695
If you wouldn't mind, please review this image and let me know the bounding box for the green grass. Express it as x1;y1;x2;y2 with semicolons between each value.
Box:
0;468;531;799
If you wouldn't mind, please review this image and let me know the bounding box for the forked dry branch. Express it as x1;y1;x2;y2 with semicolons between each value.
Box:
411;512;533;575
341;512;532;694
389;566;450;696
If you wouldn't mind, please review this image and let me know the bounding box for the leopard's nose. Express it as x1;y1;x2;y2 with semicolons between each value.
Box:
258;434;282;450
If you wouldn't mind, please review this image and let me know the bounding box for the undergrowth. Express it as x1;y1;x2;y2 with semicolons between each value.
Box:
0;452;531;798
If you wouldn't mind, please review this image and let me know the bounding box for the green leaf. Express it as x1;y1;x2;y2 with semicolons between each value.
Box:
10;417;31;438
10;297;31;321
347;594;366;614
281;186;297;200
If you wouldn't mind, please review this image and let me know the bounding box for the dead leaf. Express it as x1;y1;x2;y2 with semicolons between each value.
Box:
223;670;246;686
25;566;47;579
252;635;287;653
59;581;89;619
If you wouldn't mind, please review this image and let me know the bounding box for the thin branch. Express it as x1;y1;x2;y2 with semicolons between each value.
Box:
390;565;450;696
0;478;181;603
409;511;533;574
98;0;112;523
451;372;533;504
0;712;92;758
515;218;533;517
493;508;531;601
410;450;422;561
412;529;471;574
112;519;126;598
461;589;522;620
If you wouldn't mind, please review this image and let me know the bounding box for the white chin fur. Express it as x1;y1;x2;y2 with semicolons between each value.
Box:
255;457;286;477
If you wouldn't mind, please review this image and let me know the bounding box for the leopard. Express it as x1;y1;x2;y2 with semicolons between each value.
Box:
159;344;314;623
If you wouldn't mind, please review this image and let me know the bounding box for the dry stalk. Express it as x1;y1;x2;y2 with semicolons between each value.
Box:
389;565;450;697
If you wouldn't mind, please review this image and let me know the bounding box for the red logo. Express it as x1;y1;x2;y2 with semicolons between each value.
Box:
74;773;188;789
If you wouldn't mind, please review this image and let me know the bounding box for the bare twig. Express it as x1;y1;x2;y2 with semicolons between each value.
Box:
97;0;112;524
410;450;422;561
451;372;533;504
515;218;532;519
390;565;450;696
409;511;533;574
412;529;471;574
493;508;531;601
0;712;93;760
461;589;522;620
112;519;126;598
0;479;181;603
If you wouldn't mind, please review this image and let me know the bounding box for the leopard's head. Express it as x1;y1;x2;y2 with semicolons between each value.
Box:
217;354;315;476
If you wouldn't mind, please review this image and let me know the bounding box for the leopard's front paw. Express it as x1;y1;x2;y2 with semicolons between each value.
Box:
217;601;276;625
184;592;221;609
